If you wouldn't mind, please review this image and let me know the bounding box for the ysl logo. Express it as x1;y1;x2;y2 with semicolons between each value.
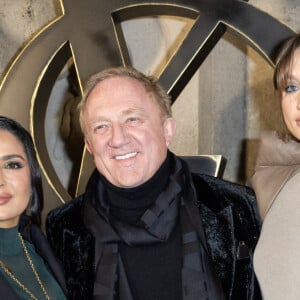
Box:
0;0;295;210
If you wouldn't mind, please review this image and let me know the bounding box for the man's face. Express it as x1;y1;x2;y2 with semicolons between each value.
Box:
83;76;176;188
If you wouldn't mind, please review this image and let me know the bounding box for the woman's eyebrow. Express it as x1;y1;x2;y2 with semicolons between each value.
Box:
0;154;25;161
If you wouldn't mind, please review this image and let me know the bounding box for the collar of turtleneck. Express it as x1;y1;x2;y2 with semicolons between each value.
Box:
0;226;22;256
99;151;171;224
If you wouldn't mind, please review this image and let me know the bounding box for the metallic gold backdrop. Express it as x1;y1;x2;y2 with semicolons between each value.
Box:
0;0;296;221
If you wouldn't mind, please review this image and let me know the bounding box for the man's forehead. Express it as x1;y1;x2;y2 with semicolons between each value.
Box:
93;75;143;89
86;78;153;104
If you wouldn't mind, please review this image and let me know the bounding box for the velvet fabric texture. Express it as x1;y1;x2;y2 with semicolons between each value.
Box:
81;156;225;300
47;158;261;300
0;215;67;299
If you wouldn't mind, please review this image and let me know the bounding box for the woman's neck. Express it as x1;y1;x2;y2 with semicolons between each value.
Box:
0;226;21;256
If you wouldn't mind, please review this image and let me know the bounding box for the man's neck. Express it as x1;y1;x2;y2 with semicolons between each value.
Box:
101;152;171;223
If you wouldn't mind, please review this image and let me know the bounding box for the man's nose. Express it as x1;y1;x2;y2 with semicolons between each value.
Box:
109;124;129;147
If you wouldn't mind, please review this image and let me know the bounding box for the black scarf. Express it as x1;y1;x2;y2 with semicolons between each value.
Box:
83;155;225;300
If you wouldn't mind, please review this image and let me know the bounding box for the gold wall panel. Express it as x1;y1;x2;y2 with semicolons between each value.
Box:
0;0;295;216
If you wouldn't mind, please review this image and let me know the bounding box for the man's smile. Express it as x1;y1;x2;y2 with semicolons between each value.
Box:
114;152;138;160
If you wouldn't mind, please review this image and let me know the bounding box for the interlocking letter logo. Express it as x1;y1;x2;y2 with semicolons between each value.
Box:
0;0;295;212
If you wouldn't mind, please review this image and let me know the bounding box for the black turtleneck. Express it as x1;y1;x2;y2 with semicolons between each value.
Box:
100;152;182;300
102;151;171;224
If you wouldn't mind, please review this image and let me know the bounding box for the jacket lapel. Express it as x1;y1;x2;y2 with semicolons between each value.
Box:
62;227;95;299
0;272;22;299
200;203;235;290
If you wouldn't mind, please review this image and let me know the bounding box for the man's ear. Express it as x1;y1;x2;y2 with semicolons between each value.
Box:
163;117;176;147
84;137;94;155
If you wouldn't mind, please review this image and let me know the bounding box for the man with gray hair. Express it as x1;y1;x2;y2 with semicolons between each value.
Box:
47;66;261;300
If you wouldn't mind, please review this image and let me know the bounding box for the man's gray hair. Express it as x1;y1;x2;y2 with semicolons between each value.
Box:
78;66;172;134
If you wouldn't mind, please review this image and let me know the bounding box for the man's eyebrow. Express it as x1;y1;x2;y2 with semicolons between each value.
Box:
121;107;145;116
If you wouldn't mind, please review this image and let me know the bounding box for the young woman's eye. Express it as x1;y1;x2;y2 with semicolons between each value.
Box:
285;84;299;93
5;161;22;169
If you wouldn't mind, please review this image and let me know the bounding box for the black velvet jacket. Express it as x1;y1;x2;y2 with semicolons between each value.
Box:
46;173;261;300
0;215;67;299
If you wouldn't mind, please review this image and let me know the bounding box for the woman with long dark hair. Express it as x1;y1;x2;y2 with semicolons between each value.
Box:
0;116;67;299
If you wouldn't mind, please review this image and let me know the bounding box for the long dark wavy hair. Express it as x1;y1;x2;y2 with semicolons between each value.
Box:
0;116;43;226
